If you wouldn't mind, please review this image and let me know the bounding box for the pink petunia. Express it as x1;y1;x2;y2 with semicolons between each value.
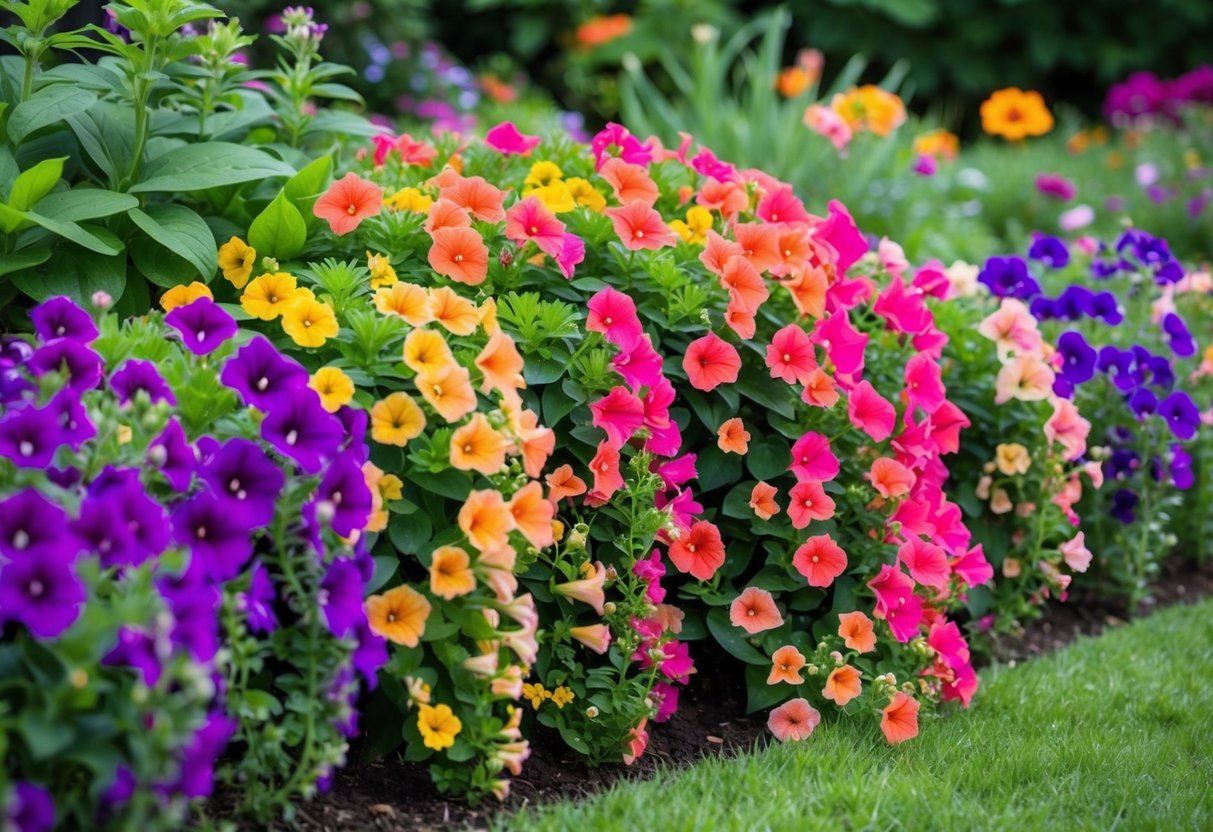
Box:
505;196;566;258
485;121;541;155
606;202;678;250
683;332;741;391
590;386;645;448
586;286;643;349
768;698;821;742
898;538;950;589
904;354;947;415
873;276;932;335
756;184;809;225
556;233;586;279
950;544;993;587
729;586;783;634
789;431;840;482
614;336;666;391
787;480;836;529
847;380;896;442
766;323;817;385
812;310;868;379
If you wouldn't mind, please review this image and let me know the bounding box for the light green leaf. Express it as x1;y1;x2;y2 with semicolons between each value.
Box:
33;188;138;222
282;154;331;231
12;245;126;303
130;142;295;192
129;204;217;280
7;157;66;212
247;191;307;259
24;211;122;255
8;85;97;145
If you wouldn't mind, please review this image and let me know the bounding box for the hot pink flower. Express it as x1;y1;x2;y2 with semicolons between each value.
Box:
614;336;666;390
505;196;566;258
787;480;836;529
812;310;868;378
897;538;950;588
868;563;914;616
904;355;947;415
926;400;970;455
683;332;741;391
766;324;817;385
813;200;867;274
592;123;654;170
606;202;677;250
873;276;931;335
941;661;978;708
485;121;541;155
789;431;840;481
590;386;645;448
950;544;993;587
756;184;809;225
653;453;697;490
587;285;643;346
928;620;970;669
556;233;586;279
847;380;896;442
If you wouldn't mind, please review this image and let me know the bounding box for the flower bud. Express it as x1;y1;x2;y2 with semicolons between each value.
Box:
605;565;619;582
499;246;515;267
806;664;819;676
91;291;113;310
585;706;599;719
603;601;617;616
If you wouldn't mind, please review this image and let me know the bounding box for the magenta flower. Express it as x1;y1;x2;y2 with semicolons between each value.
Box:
165;297;237;355
171;492;254;582
1035;173;1076;201
260;389;344;474
31;296;98;343
110;360;176;405
789;431;839;482
590;386;645;448
484;121;540;155
0;547;85;639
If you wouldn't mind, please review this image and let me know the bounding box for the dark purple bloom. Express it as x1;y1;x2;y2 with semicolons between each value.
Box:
175;712;236;799
977;256;1040;299
0;401;68;468
352;618;388;689
149;419;195;491
198;438;284;526
1054;285;1093;320
6;782;55;832
0;339;36;405
1116;229;1183;285
1158;391;1200;440
1173;65;1213;104
1098;346;1136;392
1104;71;1172;121
1161;313;1197;358
335;405;369;462
319;558;364;638
110;360;176;405
101;766;136;810
313;456;373;537
45;465;82;489
26;338;102;391
102;627;162;686
219;336;308;410
172;493;254;583
240;561;277;634
0;489;71;559
1057;331;1097;386
1146;356;1175;391
1127;387;1158;418
1084;291;1123;325
71;495;139;567
46;390;95;450
1029;296;1057;320
88;468;170;560
0;548;85;639
1028;235;1070;269
1187;189;1212;218
260;389;344;475
165;298;237;355
1107;447;1138;480
31;296;98;343
1110;488;1139;524
158;560;220;661
1035;173;1076;201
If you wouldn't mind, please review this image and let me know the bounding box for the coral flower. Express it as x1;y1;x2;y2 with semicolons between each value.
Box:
425;198;472;234
586;286;644;349
801;368;839;408
281;297;339;348
792;535;848;587
787;480;836;529
314;172;382;235
786;267;829;319
485;121;541;155
417;363;478;423
429;545;477;599
789;431;840;481
669;520;727;580
766;324;817;385
508;482;555;549
767;645;807;685
546;464;588;503
757;184;810;225
980;87;1053;141
554;561;606;614
823;665;862;706
700;230;744;276
375;282;432;325
441;175;506;222
365;584;431;646
403;328;454;376
417;703;462;751
721;258;769;313
729;586;783;634
429;226;489;286
459;489;515;552
505;196;566;258
569;623;612;654
749;481;780;519
717;417;750;454
880;692;920;744
371;392;426;446
218;236;256;289
516;409;555;479
450;413;509;475
867;457;915;498
590;386;646;448
994;354;1055;404
733;223;782;273
309;367;354;413
605;202;677;250
428;286;481;335
588;440;624;501
768;698;820;742
240;272;298;320
683;332;741;391
575;13;632;47
476;330;526;394
599;157;659;205
838;611;876;653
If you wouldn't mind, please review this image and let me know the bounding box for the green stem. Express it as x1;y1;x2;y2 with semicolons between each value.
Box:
125;35;160;189
21;46;38;102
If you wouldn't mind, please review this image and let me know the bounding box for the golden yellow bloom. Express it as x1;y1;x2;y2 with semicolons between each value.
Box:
417;703;462;751
403;328;454;376
217;236;256;289
670;205;714;245
522;682;551;710
365;584;431;646
379;474;404;501
367;251;398;289
980;87;1053;141
912;129;959;162
831;85;906;136
374;281;431;325
525;181;576;214
551;519;565;543
371;392;426;446
117;424;133;444
479;297;500;335
309;367;354;413
995;443;1031;476
281;296;339;348
565;177;606;212
385;186;433;213
524;161;563;188
240;272;299;320
429;545;477;599
160;281;213;312
550;686;575;708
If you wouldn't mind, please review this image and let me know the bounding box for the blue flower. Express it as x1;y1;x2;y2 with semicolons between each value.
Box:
1057;331;1097;385
978;256;1041;299
1158;391;1200;440
1161;312;1197;357
1028;234;1070;268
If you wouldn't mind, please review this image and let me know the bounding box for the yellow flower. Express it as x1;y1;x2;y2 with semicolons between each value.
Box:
374;282;431;325
160;281;213;312
995;443;1031;476
371;392;425;446
309;367;354;413
670;205;714;245
385;187;433;213
367;251;398;289
429;545;476;599
980;87;1053;141
281;296;339;348
417;703;462;751
551;519;564;543
117;424;133;444
218;236;256;289
522;682;551;710
831;85;906;136
524;160;563;188
550;686;575;708
241;272;299;320
566;177;606;212
525;181;576;214
403;328;454;376
379;473;404;501
479;297;500;335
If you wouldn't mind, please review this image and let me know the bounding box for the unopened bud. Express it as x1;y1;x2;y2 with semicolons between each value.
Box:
605;565;618;582
91;291;113;310
585;706;599;719
806;664;819;676
603;602;617;616
498;246;515;267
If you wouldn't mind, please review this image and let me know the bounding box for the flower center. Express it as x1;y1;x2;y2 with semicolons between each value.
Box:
27;579;44;598
269;294;279;303
196;524;207;539
604;317;612;325
811;555;819;563
687;544;697;553
783;353;791;362
18;441;34;457
286;429;298;446
635;230;644;238
197;330;206;342
454;254;464;262
347;203;358;215
530;226;538;234
463;443;473;453
257;376;270;391
433;385;444;397
12;530;29;550
387;612;397;622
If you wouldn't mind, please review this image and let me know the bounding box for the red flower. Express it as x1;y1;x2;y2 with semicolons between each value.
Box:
792;534;847;587
314;173;382;235
668;520;725;580
683;332;741;391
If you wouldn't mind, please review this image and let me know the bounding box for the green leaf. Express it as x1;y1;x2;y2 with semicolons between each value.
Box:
558;726;592;756
0;245;51;277
696;444;743;492
130;142;295;192
24;211;122;255
746;438;789;480
734;373;796;420
410;469;472;501
746;664;790;713
7;156;65;212
129;204;217;280
67;103;135;185
706;607;770;665
33;188;137;222
282;154;331;231
247;191;307;259
18;712;74;759
8;85;97;145
388;511;433;556
12;245;125;303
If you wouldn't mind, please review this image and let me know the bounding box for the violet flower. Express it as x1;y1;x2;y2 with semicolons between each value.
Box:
241;561;277;635
71;495;139;568
26;338;102;391
102;627;163;686
171;492;255;583
319;557;364;638
219;336;308;410
149;419;195;491
0;548;86;639
174;712;236;799
1057;331;1097;386
313;455;373;537
260;388;344;474
352;618;388;688
165;297;237;355
5;782;55;832
157;560;221;661
1158;391;1200;440
31;296;98;343
1027;235;1070;269
1110;488;1139;524
198;438;285;526
977;256;1040;299
0;489;71;559
88;468;170;561
110;360;176;405
1161;313;1196;357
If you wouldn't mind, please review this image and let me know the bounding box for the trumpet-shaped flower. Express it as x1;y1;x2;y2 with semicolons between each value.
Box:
427;286;481;335
787;480;835;529
309;367;354;413
569;623;612;654
867;457;915;498
793;535;847;587
766;324;817;385
669;521;726;580
430;546;477;599
371;392;426;446
767;645;807;685
588;440;624;502
789;431;839;481
606;202;677;250
768;698;820;742
730;586;783;634
590;386;645;448
823;665;862;706
241;272;299;321
898;538;950;589
441;175;506;222
749;481;780;519
314;172;382;235
459;489;515;552
485;121;541;155
428;226;489;285
416;363;478;423
505;196;566;258
716;417;750;454
546;464;587;503
450;413;509;474
846;380;896;442
281;297;339;348
880;692;920;744
508;482;555;549
553;561;606;614
683;332;741;391
218;237;256;288
600;157;659;205
417;703;462;751
838;610;876;653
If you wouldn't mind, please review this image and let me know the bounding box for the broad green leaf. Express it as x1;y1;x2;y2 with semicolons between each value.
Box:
387;511;433;556
746;664;790;713
302;109;386;139
706;607;770;665
7;157;66;212
33;188;137;222
18;712;74;759
282;154;331;231
746;438;790;480
130;142;295;192
129;204;217;279
247;191;307;259
7;85;97;145
25;211;122;255
696;444;743;493
0;245;51;277
0;203;30;234
12;245;125;303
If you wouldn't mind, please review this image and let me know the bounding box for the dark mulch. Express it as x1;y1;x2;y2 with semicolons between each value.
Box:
214;557;1213;831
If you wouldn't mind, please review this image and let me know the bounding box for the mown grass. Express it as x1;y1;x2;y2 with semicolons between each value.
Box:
502;598;1213;831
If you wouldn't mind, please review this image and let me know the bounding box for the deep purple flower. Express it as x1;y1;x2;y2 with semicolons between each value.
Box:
1104;71;1171;121
1035;173;1076;201
175;712;236;799
172;493;254;583
1158;391;1200;440
1169;446;1195;490
46;390;95;450
102;627;162;686
1029;296;1057;320
0;489;71;559
198;438;285;526
26;338;102;391
0;341;36;405
1084;291;1123;325
219;336;308;410
110;360;176;405
1116;229;1183;284
6;782;55;832
0;548;85;639
1173;65;1213;104
1097;347;1135;391
31;296;98;343
1107;447;1138;480
150;419;195;491
977;256;1040;299
319;557;364;638
157;560;220;661
1057;331;1097;386
0;402;67;468
88;468;170;560
71;495;139;567
1053;285;1093;320
1110;488;1139;524
261;389;344;474
352;618;388;689
335;405;369;462
313;456;373;537
165;298;237;355
1146;356;1175;391
1161;313;1197;358
101;766;136;810
1187;190;1212;218
1127;387;1158;418
241;561;277;634
1028;235;1070;269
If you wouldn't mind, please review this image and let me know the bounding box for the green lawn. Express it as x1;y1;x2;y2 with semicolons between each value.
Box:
502;599;1213;831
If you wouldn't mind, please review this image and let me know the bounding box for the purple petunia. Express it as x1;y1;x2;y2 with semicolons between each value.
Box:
313;455;373;538
219;336;308;410
241;561;277;634
174;711;237;799
171;492;255;583
1097;346;1136;392
0;401;68;468
71;494;139;567
0;337;36;405
102;627;163;687
1158;391;1200;441
1168;446;1195;491
0;548;86;639
977;256;1041;300
260;388;344;475
1127;387;1158;418
1161;313;1196;358
5;782;55;832
0;489;71;559
1035;173;1076;201
1110;488;1139;524
26;338;103;391
165;298;238;355
1106;447;1138;480
109;360;176;405
149;419;195;491
334;404;369;462
31;296;98;343
318;558;364;638
46;390;96;451
1057;331;1097;386
1027;235;1070;269
352;618;388;689
101;766;137;810
89;468;171;561
157;559;221;661
198;437;285;526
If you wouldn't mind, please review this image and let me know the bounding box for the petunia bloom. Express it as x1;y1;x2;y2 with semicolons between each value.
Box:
766;323;817;385
749;481;780;519
768;698;821;742
605;202;677;250
430;546;477;599
823;664;862;706
683;332;741;392
485;121;541;155
716;417;750;454
792;534;848;587
428;226;489;285
365;584;431;646
838;610;876;653
505;196;566;258
729;586;783;634
767;645;807;685
314;172;382;235
787;480;835;529
669;521;726;580
880;692;920;744
789;431;839;481
165;298;237;355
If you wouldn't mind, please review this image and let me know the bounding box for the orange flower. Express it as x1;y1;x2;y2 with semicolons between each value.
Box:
375;282;432;325
749;481;780;520
786;267;829;319
767;698;820;742
568;623;611;654
364;584;431;646
553;561;606;614
717;417;750;454
767;645;806;685
913;128;959;162
403;328;454;376
980;87;1053;141
599;158;659;206
605;202;677;250
441;175;506;223
668;520;726;581
450;413;510;475
733;223;782;274
546;463;587;503
696;180;749;220
416;363;478;423
792;535;848;588
428;286;480;335
729;586;783;635
575;13;631;47
831;85;906;137
429;545;477;599
516;408;555;479
424;197;472;234
801;367;838;407
867;457;915;498
880;692;920;744
776;66;812;98
476;330;526;394
429;226;489;286
314;172;382;235
721;258;769;313
508;481;555;549
823;665;862;706
838;611;876;653
458;489;515;552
